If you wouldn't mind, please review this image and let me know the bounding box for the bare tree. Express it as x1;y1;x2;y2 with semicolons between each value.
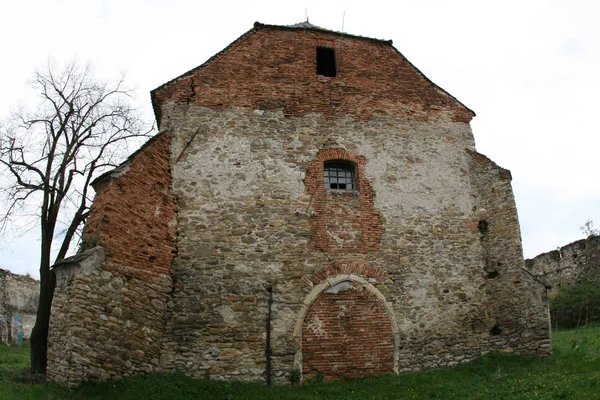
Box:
0;60;152;373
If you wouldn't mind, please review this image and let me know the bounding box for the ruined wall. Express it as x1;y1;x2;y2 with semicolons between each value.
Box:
525;235;600;288
81;133;177;280
48;133;177;387
0;268;38;344
466;151;550;355
153;24;509;382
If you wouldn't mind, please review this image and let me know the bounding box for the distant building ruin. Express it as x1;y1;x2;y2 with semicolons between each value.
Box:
48;21;550;387
526;235;600;289
0;268;38;344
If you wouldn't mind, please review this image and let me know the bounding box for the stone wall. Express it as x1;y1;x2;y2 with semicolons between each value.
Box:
157;103;549;382
525;235;600;288
466;151;550;354
0;268;38;344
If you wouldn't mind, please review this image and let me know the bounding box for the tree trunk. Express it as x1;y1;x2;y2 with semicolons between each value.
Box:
30;270;55;374
30;226;56;374
585;306;589;327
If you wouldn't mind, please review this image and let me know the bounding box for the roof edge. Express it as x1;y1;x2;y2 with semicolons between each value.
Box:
254;21;393;45
389;45;476;118
257;22;475;118
149;21;393;105
150;21;475;123
150;25;260;126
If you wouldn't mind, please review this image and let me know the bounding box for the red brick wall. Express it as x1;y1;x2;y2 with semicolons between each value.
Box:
302;282;394;380
324;192;362;251
83;133;177;281
152;26;474;123
305;148;383;252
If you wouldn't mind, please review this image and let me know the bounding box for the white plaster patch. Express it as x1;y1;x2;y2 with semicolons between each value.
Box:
271;306;297;337
325;280;353;294
306;315;325;335
218;305;236;325
407;287;428;307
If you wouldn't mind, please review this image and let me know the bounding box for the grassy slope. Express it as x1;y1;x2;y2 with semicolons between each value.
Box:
1;327;599;400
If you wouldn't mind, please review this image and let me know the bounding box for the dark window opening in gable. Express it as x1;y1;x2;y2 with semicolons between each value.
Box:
324;161;355;190
317;47;337;77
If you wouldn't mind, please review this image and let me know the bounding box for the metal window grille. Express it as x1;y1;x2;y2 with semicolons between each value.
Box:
324;163;355;190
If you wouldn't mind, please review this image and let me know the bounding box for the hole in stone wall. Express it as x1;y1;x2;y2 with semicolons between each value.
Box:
478;220;489;235
316;47;337;77
490;325;502;336
486;271;499;279
443;288;450;294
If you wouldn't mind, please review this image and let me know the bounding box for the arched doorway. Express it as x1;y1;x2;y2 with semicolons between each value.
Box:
295;276;396;381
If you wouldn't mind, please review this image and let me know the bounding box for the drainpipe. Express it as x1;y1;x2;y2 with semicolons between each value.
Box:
266;286;273;386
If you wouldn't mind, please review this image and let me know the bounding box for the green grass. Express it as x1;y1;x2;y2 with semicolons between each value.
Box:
1;327;599;399
0;343;47;399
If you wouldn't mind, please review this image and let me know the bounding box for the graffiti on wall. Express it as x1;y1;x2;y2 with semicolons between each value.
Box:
11;313;36;344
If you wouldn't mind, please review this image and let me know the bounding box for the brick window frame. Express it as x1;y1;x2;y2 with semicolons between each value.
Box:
304;148;383;252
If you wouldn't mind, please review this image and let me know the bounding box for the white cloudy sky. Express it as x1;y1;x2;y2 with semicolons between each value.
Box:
1;0;599;278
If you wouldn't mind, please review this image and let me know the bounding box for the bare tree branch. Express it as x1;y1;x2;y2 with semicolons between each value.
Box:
0;58;153;373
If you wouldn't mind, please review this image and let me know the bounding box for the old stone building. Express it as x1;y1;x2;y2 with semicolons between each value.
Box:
47;22;550;387
0;268;38;344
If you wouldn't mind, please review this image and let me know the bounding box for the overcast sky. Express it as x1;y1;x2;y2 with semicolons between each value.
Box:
1;0;599;278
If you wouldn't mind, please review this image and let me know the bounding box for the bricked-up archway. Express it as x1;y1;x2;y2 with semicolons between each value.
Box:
294;275;397;381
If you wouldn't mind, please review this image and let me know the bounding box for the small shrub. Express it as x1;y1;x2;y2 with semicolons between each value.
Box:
305;373;324;384
287;368;300;385
580;220;599;238
78;236;99;252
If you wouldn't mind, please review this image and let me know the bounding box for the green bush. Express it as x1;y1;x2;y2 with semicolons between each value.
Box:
287;368;301;385
549;280;600;329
